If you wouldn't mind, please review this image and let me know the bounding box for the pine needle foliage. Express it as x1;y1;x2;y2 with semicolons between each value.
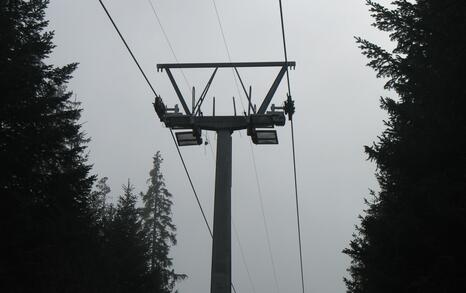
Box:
1;0;98;291
141;151;186;293
107;181;147;293
344;1;466;293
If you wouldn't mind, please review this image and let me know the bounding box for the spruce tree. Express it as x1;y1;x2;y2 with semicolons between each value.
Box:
107;180;147;293
344;1;466;293
141;151;186;293
90;176;112;228
0;1;98;291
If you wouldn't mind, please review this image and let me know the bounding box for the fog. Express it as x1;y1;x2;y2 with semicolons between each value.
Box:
47;0;392;292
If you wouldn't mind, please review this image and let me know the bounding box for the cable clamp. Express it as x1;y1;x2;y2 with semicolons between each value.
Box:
284;93;295;121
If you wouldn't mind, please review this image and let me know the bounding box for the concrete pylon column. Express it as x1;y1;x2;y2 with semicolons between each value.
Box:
210;129;232;293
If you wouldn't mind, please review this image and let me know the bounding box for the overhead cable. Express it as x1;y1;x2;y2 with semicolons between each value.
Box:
145;5;255;292
97;0;159;97
145;0;217;163
234;223;257;293
146;0;191;90
249;142;281;293
209;0;246;111
96;1;235;291
277;1;305;292
209;1;281;293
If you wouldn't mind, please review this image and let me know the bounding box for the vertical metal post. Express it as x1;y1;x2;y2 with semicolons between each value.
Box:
192;87;196;113
213;97;216;116
232;97;237;116
211;130;232;293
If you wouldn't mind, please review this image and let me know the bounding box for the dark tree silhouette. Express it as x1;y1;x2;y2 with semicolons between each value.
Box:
0;2;187;292
106;180;147;293
0;1;102;292
90;176;112;229
344;1;466;293
141;151;186;293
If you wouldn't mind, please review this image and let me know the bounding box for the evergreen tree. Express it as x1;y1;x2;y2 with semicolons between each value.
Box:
107;180;147;293
141;151;186;293
89;176;117;289
0;1;100;291
344;1;466;293
90;176;112;229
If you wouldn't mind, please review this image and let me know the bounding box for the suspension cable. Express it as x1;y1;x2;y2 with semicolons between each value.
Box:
168;129;213;236
97;1;237;291
144;3;255;292
97;0;159;97
210;2;281;293
210;0;246;112
277;1;305;292
234;223;257;293
249;142;281;293
146;0;191;90
147;0;215;154
278;0;292;96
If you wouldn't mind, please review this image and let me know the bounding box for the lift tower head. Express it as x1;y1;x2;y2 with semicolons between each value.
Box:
154;61;295;293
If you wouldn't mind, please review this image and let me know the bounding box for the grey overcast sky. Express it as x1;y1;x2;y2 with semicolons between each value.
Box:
46;0;392;292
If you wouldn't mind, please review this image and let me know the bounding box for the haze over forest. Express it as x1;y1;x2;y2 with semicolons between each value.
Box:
2;1;465;293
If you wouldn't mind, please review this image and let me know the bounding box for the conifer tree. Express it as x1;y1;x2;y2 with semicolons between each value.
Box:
141;151;186;293
107;180;147;293
90;176;112;228
344;1;466;293
0;1;101;291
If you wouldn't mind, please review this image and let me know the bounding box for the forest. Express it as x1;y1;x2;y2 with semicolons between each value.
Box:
1;0;465;293
1;1;184;292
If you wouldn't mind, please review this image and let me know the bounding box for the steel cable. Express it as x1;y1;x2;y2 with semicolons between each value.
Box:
97;1;236;291
210;1;281;293
277;1;305;292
